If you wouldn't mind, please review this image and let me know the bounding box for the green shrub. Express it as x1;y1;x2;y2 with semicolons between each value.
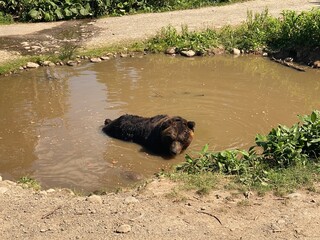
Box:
0;11;13;24
177;111;320;192
268;10;320;50
0;0;95;21
0;0;239;22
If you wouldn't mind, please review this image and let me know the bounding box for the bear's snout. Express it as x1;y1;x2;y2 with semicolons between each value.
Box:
170;141;183;155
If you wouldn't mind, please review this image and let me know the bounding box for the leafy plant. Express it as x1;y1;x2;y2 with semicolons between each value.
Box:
0;12;13;24
146;9;320;55
176;111;320;193
268;10;320;50
18;176;41;191
0;0;242;22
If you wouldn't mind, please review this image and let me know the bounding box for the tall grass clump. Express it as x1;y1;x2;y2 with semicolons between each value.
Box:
146;9;320;54
146;25;219;54
267;10;320;51
176;111;320;194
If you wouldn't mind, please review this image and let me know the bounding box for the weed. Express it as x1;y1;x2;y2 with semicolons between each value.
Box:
166;171;218;196
165;189;188;202
18;176;41;191
59;43;79;61
237;199;251;207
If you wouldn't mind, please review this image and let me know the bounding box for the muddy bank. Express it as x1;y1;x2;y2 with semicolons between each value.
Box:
271;47;320;68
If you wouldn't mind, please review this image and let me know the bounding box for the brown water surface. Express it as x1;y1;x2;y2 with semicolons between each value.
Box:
0;55;319;192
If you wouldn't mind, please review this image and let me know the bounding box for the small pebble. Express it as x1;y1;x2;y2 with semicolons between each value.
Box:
124;196;139;204
116;224;131;233
87;195;103;204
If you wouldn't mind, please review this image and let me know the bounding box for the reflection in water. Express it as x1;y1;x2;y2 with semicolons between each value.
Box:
0;55;319;192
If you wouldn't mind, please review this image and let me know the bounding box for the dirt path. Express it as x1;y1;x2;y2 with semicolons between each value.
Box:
1;177;320;240
87;0;316;47
0;0;317;64
1;1;320;239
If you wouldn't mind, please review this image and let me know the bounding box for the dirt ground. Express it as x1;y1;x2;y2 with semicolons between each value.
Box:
1;0;320;239
1;177;320;240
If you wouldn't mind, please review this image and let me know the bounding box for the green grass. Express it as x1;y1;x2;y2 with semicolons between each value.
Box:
162;171;219;196
0;55;61;75
18;176;41;191
145;9;320;54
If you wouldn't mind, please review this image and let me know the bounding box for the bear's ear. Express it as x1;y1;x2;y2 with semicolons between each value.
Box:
187;121;195;131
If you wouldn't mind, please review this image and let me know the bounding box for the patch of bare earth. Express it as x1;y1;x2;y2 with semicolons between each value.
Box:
1;177;320;239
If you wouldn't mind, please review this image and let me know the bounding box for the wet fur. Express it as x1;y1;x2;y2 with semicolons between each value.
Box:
102;114;195;156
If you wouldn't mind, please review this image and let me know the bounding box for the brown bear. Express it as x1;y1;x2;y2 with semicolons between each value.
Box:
102;114;195;156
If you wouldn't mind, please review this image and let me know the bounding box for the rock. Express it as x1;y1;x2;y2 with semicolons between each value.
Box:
46;188;55;193
42;61;53;66
90;58;102;63
67;60;78;66
0;187;8;194
101;56;110;60
31;46;41;50
287;192;303;199
3;180;16;186
116;224;131;233
180;50;196;57
271;224;281;233
232;48;241;56
39;190;47;195
262;52;268;57
87;195;103;204
26;62;40;68
120;53;128;58
313;60;320;68
165;47;176;55
277;219;286;224
284;57;294;62
124;196;139;204
211;46;225;55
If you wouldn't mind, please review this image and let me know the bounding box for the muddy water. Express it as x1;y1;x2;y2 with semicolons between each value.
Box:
0;55;319;192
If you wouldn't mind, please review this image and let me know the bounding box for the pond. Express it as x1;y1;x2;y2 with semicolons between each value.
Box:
0;55;319;192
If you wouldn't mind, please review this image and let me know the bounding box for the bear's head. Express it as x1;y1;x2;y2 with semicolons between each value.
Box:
160;116;195;156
